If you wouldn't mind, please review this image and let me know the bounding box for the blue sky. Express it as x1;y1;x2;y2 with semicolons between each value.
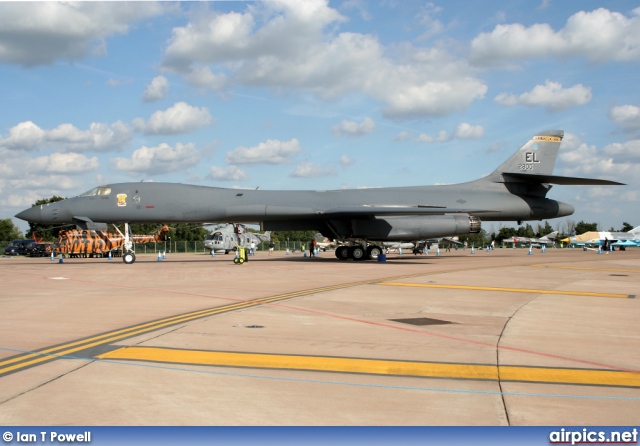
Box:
1;0;639;235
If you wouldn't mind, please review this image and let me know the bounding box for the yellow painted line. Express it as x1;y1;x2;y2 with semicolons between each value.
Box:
377;282;633;299
99;347;498;380
531;264;640;273
98;347;640;388
0;274;417;376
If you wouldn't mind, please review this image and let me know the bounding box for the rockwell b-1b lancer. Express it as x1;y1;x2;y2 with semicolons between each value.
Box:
16;130;624;264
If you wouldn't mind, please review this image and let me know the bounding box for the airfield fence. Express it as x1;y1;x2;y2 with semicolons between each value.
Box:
116;240;316;254
1;240;321;256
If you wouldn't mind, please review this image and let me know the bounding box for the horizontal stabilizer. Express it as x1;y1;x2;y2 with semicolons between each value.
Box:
501;172;625;186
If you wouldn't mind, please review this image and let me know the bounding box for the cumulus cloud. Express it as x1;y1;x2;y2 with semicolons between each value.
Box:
453;123;484;140
0;121;45;151
0;2;167;66
494;80;591;111
291;162;336;178
470;7;640;66
111;142;201;174
339;155;355;167
0;120;132;152
225;138;302;164
27;153;99;174
160;1;486;119
332;117;375;136
602;140;640;162
134;102;213;135
208;165;248;181
608;105;640;130
395;123;483;143
558;134;635;179
142;76;169;102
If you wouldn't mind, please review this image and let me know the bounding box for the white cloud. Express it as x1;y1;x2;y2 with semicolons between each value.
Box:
208;165;248;181
225;138;302;164
0;2;167;66
47;121;133;152
27;153;99;174
602;140;640;162
0;121;45;151
111;142;201;174
396;123;483;143
339;155;355;167
494;80;591;111
608;105;640;130
135;102;213;135
558;134;635;179
332;117;375;136
415;130;448;143
453;123;484;140
142;76;169;103
470;7;640;66
0;120;132;153
291;162;336;178
161;1;487;119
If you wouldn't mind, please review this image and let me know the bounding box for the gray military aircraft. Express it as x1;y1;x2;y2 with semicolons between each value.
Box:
16;130;623;264
502;231;559;248
204;223;271;254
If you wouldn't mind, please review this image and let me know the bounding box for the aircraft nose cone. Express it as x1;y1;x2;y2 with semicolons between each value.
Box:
15;206;41;223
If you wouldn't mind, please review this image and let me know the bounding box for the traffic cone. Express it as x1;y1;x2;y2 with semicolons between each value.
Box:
58;254;63;264
211;249;215;257
471;244;475;254
597;246;602;254
541;245;546;253
163;251;166;259
528;245;533;255
108;251;112;260
50;251;55;261
398;247;402;255
436;247;440;256
157;251;162;261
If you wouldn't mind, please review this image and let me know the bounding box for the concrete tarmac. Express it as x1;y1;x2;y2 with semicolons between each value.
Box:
0;247;638;425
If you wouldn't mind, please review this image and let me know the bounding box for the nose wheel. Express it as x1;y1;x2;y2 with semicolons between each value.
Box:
123;251;136;264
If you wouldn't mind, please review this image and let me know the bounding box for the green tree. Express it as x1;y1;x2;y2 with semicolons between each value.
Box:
26;196;66;241
496;226;516;243
0;218;23;241
541;220;554;236
272;230;318;243
620;222;634;232
575;221;598;234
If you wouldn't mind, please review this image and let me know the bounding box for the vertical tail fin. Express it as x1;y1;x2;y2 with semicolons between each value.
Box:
489;130;563;181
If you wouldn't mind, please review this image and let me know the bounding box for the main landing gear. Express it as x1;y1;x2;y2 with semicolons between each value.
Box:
335;244;383;261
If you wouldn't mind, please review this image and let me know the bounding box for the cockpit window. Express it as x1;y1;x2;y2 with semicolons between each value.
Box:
79;186;111;197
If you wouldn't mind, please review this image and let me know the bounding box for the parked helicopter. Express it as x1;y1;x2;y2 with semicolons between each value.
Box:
204;223;271;254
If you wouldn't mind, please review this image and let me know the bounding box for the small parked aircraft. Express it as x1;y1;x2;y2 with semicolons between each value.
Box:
502;231;558;248
204;223;271;254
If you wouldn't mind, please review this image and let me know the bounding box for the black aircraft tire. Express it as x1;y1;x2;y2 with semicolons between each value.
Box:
335;246;350;260
123;251;136;264
351;246;366;261
367;245;382;260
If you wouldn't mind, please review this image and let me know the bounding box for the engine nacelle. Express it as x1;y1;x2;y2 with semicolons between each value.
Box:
350;214;481;241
